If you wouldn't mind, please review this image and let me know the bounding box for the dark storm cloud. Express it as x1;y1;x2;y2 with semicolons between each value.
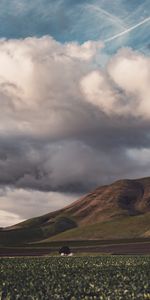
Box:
0;1;150;227
0;37;150;196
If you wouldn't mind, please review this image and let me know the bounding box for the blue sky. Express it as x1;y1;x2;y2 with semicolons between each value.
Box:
0;0;149;55
0;0;150;226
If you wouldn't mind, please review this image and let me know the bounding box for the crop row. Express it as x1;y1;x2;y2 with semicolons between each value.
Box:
0;256;150;299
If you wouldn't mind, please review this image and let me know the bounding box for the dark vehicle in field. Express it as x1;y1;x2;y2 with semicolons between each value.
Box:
59;246;72;256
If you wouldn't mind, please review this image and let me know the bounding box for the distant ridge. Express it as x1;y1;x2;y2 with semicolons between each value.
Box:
1;177;150;245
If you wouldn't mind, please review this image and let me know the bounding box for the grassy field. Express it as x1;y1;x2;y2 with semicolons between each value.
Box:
0;256;150;299
0;216;77;246
42;213;150;241
1;213;150;248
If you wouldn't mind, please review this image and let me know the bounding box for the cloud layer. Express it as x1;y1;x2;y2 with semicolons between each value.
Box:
0;36;150;226
0;188;78;227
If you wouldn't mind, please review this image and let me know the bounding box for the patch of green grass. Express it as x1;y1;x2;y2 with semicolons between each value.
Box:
0;227;44;246
0;216;77;246
1;210;149;246
42;212;150;241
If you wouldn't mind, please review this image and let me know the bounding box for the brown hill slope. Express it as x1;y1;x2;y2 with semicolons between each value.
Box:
62;177;150;224
7;177;150;229
10;177;150;229
1;177;150;244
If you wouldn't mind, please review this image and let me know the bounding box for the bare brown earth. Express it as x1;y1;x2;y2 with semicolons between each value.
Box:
7;177;150;231
1;177;150;244
62;177;150;225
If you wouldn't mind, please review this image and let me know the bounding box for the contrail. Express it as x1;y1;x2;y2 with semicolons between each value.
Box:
104;16;150;43
86;4;126;30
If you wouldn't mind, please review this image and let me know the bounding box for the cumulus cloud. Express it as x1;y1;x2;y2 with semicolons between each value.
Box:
0;36;150;226
80;70;119;115
66;40;103;60
0;37;103;138
81;48;150;117
108;49;150;116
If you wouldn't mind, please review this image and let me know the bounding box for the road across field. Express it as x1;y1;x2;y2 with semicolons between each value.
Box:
0;241;150;256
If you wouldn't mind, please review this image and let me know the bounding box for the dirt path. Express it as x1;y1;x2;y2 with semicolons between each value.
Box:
0;241;150;256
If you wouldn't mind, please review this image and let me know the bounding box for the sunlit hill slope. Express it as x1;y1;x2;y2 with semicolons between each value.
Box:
0;177;150;245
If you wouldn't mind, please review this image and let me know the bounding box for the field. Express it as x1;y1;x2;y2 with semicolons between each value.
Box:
0;256;150;299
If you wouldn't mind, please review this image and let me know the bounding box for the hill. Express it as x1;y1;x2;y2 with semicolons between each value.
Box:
0;177;150;245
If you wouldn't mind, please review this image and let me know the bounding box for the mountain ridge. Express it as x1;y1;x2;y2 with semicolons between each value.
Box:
1;176;150;245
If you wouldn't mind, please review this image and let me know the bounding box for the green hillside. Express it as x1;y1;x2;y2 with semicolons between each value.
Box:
0;216;77;246
38;212;150;242
1;177;150;246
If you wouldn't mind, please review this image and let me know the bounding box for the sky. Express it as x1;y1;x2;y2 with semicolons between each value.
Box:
0;0;150;227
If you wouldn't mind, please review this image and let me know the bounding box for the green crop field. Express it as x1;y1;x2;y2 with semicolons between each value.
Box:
0;256;150;299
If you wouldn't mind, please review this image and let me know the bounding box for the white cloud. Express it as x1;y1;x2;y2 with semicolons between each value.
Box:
0;187;78;227
0;37;150;141
0;210;23;227
66;40;103;61
80;70;118;114
0;36;150;227
108;48;150;117
0;36;99;138
81;48;150;118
